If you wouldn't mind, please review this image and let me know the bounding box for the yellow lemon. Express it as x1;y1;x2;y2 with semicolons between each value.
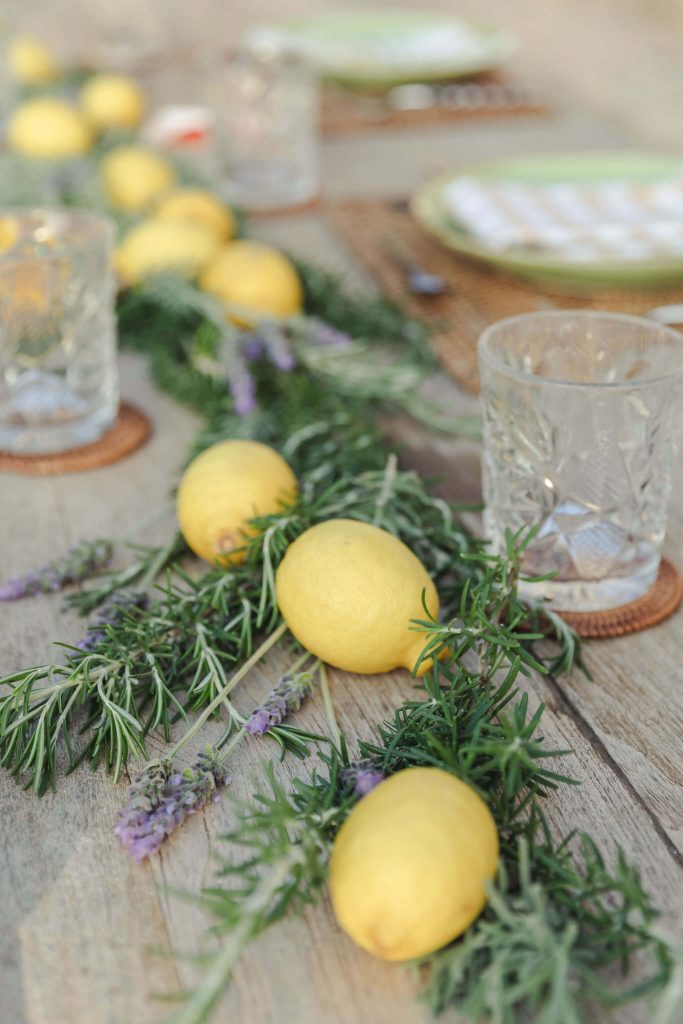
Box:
115;219;220;285
8;36;59;85
154;188;235;242
199;240;302;326
80;73;146;132
100;146;176;212
177;440;298;564
8;97;92;159
275;518;439;676
0;216;19;254
330;767;499;960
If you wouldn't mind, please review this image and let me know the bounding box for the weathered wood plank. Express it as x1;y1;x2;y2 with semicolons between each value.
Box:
1;94;681;1024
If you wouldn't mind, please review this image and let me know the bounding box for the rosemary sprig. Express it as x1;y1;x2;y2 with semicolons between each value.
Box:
166;760;350;1024
0;447;483;793
67;533;187;615
422;832;673;1022
164;538;671;1024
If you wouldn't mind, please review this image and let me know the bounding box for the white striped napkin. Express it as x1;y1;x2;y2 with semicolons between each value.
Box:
442;173;683;262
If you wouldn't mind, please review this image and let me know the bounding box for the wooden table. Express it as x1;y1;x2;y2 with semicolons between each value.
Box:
2;106;682;1024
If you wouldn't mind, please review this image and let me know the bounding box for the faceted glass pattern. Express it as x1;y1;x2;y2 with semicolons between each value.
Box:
0;208;117;454
479;311;683;611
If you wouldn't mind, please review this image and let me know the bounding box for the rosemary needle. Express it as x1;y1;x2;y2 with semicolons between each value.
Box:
167;622;288;760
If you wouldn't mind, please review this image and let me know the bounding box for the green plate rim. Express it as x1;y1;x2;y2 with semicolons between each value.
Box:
264;11;515;88
410;152;683;288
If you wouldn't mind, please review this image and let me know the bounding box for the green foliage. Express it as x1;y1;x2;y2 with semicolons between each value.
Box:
294;258;433;362
0;443;481;793
0;143;668;1024
165;543;671;1024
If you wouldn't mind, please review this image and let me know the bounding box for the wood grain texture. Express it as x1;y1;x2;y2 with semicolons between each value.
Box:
1;100;682;1024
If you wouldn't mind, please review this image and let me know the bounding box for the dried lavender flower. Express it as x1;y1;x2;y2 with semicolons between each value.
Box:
241;333;266;361
304;317;353;348
242;326;295;372
114;746;231;862
0;538;113;602
341;759;385;797
245;669;315;737
77;591;149;651
260;324;295;371
227;357;257;416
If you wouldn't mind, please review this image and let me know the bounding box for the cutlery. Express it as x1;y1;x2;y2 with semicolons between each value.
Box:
384;239;448;296
387;80;538;113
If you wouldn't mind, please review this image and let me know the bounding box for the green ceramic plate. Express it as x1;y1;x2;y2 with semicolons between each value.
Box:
249;10;514;89
411;152;683;290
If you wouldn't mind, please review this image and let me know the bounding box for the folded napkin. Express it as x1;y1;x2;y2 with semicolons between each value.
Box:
442;174;683;262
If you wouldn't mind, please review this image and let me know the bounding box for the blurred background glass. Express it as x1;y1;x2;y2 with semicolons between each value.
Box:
205;47;319;211
0;209;118;454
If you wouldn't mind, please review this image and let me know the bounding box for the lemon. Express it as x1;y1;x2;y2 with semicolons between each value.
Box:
115;219;220;285
80;73;146;133
275;518;439;676
0;216;19;254
8;97;92;159
330;767;499;960
177;440;298;564
154;188;235;242
100;146;176;212
8;36;59;85
199;240;302;326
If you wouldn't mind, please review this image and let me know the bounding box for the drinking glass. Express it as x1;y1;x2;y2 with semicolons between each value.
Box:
478;311;683;611
205;47;320;211
0;208;118;454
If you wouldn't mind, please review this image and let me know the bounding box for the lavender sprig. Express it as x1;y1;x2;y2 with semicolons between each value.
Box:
300;317;353;348
115;746;231;862
227;355;258;417
341;758;385;796
257;323;296;371
245;668;316;737
0;538;113;602
77;591;150;651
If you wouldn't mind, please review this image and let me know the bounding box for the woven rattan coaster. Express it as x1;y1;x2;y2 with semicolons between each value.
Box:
326;198;683;395
556;559;683;639
321;75;547;136
0;402;151;476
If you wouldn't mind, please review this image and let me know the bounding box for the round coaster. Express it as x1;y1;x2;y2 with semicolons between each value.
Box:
0;402;151;476
247;194;322;218
558;559;683;638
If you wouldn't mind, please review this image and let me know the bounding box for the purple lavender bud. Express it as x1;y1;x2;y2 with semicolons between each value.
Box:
76;591;149;652
115;746;231;862
306;318;353;348
242;334;266;361
261;324;296;371
0;578;29;601
245;709;272;737
354;768;385;796
245;669;314;736
228;359;257;416
341;760;385;797
0;539;113;602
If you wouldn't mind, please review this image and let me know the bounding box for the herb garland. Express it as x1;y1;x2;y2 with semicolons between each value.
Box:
0;143;678;1024
162;538;675;1024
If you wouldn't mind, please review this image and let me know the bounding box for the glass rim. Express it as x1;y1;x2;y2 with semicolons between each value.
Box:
0;206;115;266
222;43;316;71
477;309;683;391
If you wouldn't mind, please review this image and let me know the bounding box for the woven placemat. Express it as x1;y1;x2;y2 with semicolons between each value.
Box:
321;74;547;136
557;559;683;638
326;197;683;395
0;402;151;476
